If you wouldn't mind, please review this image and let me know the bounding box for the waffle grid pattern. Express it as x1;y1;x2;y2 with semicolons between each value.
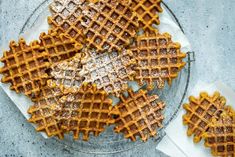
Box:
113;88;165;141
131;30;186;89
57;83;113;141
81;0;139;52
50;53;84;88
80;49;136;96
131;0;163;30
48;0;88;43
28;80;65;139
39;30;82;64
204;109;235;157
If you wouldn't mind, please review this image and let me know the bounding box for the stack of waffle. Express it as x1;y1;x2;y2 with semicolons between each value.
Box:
0;0;187;142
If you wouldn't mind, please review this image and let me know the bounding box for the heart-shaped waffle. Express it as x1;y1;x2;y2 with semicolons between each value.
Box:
48;0;88;43
112;88;165;141
130;29;186;89
56;83;113;141
28;80;66;139
79;49;136;96
0;38;50;98
203;106;235;157
81;0;139;52
183;92;226;143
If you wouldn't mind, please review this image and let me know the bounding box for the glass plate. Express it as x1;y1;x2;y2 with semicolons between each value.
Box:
19;0;193;154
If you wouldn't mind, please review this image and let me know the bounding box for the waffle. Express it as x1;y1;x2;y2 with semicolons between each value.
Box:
28;80;66;139
131;0;163;31
81;0;139;52
56;83;113;141
48;0;88;43
50;53;85;88
130;29;186;89
112;88;165;142
0;38;50;98
203;107;235;157
39;29;82;64
183;92;226;143
79;49;136;96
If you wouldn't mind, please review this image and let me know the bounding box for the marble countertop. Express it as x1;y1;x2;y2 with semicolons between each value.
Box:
0;0;234;156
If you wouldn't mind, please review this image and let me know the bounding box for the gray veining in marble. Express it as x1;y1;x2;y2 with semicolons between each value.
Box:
0;0;235;157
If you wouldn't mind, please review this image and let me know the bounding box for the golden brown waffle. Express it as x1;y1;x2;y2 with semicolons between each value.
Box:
39;29;82;64
0;38;50;98
81;0;139;52
203;107;235;157
79;49;136;96
130;29;186;89
56;83;113;141
112;88;165;142
131;0;163;31
183;92;226;143
28;80;66;139
50;53;85;88
48;0;88;43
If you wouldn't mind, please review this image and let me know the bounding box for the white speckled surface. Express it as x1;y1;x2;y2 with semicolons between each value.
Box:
0;0;235;157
